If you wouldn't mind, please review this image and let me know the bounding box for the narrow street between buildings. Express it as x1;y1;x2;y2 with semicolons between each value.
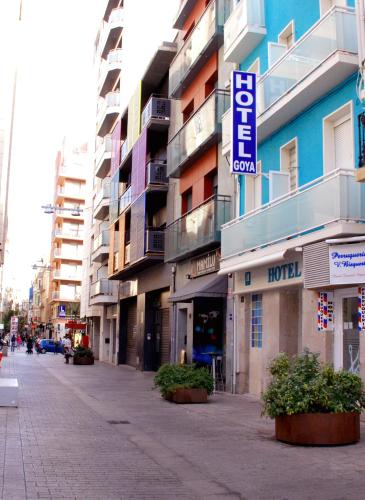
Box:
0;352;363;499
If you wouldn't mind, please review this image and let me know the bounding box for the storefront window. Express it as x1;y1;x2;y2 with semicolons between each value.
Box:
251;294;262;348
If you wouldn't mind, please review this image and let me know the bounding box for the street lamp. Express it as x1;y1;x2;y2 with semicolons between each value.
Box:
41;204;83;217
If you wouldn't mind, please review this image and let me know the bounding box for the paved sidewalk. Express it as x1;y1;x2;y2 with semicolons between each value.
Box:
0;352;364;499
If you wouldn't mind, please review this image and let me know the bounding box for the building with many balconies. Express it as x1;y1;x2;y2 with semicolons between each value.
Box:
108;42;177;371
219;0;365;395
48;142;87;338
164;0;236;388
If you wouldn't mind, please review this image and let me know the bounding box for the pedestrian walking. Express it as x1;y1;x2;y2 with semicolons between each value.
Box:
10;334;16;353
63;336;73;364
26;337;33;355
54;339;59;355
16;334;21;351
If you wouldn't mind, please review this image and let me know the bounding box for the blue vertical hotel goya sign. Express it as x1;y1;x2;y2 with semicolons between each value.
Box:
231;71;257;175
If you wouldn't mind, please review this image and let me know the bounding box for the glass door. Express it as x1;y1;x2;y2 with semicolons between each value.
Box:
342;297;360;373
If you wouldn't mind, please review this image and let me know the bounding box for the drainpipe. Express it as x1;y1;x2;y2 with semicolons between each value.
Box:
356;0;365;71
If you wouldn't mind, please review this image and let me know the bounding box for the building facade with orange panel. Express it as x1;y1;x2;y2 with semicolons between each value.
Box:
165;0;235;389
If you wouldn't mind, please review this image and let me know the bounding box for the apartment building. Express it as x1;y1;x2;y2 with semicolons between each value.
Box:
48;143;87;339
164;0;235;387
219;0;365;395
31;266;50;330
81;0;123;363
108;42;177;371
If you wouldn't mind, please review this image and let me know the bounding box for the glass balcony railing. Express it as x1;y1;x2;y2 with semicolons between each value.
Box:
52;290;81;301
120;139;129;165
146;162;167;185
224;0;265;63
53;248;83;260
119;185;132;214
90;279;114;297
257;7;357;116
97;91;120;133
165;195;231;262
94;178;111;210
169;0;231;97
54;228;84;239
57;186;85;199
99;7;124;58
141;96;171;129
95;135;112;173
221;169;365;260
93;230;110;253
53;270;82;281
98;49;123;96
167;90;230;177
59;165;85;180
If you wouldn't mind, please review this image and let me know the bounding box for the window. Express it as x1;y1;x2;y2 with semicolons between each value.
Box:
251;294;263;348
278;20;295;49
320;0;346;16
183;99;194;123
280;138;298;191
204;169;218;199
205;70;218;98
247;58;260;76
323;102;354;174
181;188;192;214
245;161;262;212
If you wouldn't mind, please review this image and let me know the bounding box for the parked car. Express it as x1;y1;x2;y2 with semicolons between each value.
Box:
39;339;64;354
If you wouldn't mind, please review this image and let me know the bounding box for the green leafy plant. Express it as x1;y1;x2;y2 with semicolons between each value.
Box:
154;364;214;398
73;345;94;358
262;350;365;418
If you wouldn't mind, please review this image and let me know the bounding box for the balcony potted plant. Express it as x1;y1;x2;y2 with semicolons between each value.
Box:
154;364;214;403
73;345;94;366
262;350;365;445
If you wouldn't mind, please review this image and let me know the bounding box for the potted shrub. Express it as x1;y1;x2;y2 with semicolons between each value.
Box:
73;346;94;365
262;350;365;445
154;364;214;403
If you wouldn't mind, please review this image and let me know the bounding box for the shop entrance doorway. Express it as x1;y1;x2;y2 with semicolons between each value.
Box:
334;288;360;374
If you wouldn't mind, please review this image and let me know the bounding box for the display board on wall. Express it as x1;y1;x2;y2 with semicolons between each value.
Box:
317;292;334;331
329;244;365;285
358;287;365;331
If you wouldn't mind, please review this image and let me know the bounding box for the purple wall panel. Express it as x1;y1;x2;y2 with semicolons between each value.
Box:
111;120;121;176
130;193;146;263
131;128;147;202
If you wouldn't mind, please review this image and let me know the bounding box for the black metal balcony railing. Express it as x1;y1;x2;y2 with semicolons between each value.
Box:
165;195;231;263
167;90;230;178
146;229;165;253
141;96;171;129
146;162;167;185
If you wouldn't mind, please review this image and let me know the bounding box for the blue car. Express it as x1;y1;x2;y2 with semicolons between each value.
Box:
39;339;64;354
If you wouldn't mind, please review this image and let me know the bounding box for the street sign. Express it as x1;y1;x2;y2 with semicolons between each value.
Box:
231;70;257;175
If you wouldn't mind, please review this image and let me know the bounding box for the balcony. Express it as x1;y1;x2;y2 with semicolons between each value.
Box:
146;162;168;187
98;49;123;98
141;96;171;130
57;185;85;201
97;91;120;137
169;0;231;98
53;269;82;282
220;170;365;266
256;7;357;142
224;0;266;63
92;230;110;263
90;279;117;306
221;108;231;157
145;229;165;253
95;135;112;179
165;195;231;263
58;165;85;181
99;7;124;60
119;185;132;215
94;178;111;220
51;291;80;302
124;243;131;265
54;228;84;241
167;90;230;178
173;0;196;29
53;248;83;261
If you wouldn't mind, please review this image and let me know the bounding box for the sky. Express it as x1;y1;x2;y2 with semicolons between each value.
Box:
1;0;179;302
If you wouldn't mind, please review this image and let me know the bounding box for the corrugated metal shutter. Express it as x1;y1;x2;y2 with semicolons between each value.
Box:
288;146;297;191
126;301;137;367
334;118;352;170
303;240;331;289
160;308;170;366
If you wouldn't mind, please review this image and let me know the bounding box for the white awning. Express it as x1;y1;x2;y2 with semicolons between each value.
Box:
218;250;287;275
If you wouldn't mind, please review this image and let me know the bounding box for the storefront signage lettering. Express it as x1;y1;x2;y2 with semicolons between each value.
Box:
317;292;334;332
231;71;257;175
358;287;365;331
267;262;301;283
191;250;220;278
329;244;365;284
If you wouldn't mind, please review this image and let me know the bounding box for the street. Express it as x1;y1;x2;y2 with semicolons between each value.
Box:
0;352;361;499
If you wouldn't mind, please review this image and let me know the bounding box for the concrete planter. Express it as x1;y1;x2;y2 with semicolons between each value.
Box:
170;388;208;404
73;356;94;366
275;412;360;445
